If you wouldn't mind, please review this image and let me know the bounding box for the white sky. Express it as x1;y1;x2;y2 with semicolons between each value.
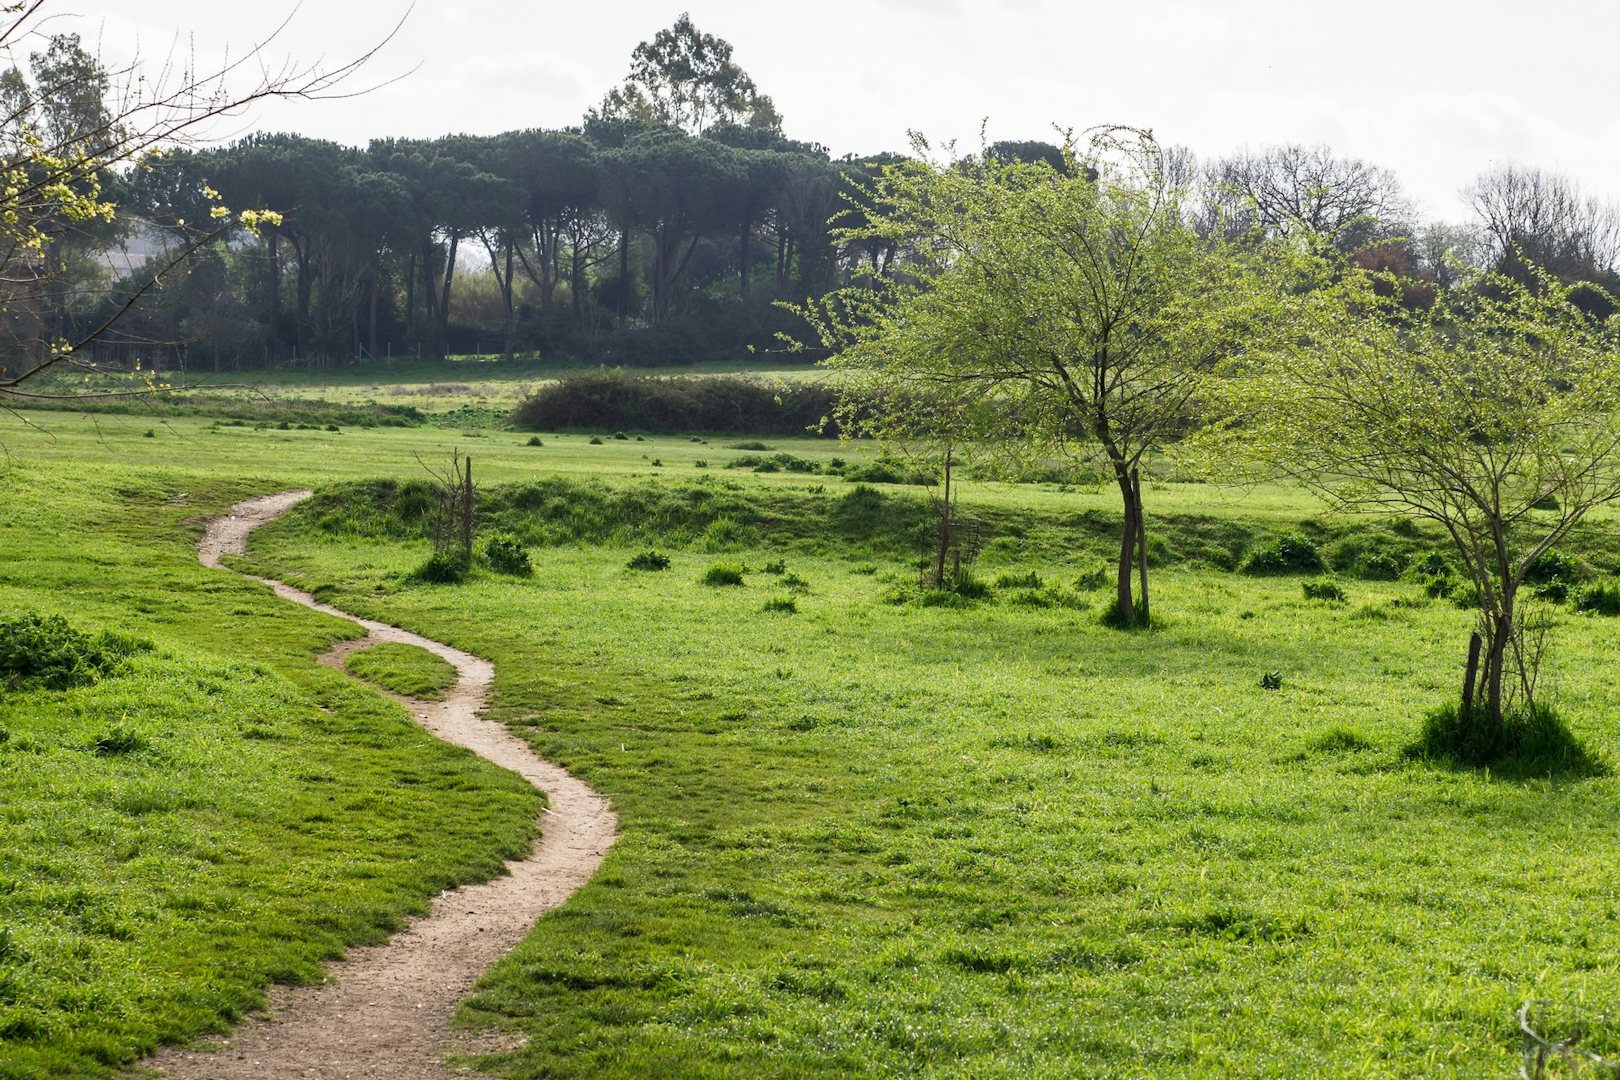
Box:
24;0;1620;222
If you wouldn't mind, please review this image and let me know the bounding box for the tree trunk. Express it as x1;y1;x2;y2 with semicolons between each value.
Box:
502;240;517;359
1485;599;1512;725
1133;467;1150;625
1115;469;1137;626
437;232;459;354
739;212;752;298
617;230;630;325
931;447;954;589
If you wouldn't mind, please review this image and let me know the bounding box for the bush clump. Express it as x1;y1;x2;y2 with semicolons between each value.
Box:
482;533;533;576
762;596;798;614
1241;533;1324;575
702;563;746;587
410;550;470;584
1576;580;1620;616
1302;577;1347;602
0;612;149;692
512;369;843;436
1412;702;1604;777
627;550;672;571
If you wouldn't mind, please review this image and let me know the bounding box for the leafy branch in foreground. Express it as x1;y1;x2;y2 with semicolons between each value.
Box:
0;0;402;402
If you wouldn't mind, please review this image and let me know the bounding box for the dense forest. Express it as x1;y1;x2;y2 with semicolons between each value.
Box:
5;14;1620;375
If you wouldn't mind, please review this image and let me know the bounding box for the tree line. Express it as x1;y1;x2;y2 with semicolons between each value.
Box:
7;13;1620;378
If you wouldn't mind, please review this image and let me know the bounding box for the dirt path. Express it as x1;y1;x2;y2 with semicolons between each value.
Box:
146;491;618;1079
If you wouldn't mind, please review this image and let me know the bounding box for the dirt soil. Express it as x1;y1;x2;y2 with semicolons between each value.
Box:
142;491;618;1079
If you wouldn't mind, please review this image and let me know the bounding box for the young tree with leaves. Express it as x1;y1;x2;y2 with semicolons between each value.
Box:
803;127;1265;626
1215;263;1620;741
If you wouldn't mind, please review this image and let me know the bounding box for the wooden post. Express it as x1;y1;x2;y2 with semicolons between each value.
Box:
1461;631;1483;714
460;456;474;561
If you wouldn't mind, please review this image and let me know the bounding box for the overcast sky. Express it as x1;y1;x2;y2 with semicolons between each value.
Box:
25;1;1620;221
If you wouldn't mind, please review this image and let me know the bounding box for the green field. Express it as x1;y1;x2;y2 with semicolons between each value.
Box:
4;408;1620;1076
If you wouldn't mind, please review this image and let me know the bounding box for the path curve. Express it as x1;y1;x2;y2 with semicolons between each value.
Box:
145;491;618;1079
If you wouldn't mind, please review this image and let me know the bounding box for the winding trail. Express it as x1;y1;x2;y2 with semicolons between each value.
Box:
147;491;618;1079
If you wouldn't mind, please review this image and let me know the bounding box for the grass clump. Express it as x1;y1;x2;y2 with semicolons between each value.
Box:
702;562;746;587
409;549;470;584
1411;701;1605;777
0;612;149;692
1302;577;1347;602
1240;532;1324;575
1576;579;1620;615
344;642;459;700
481;533;533;577
627;550;672;571
525;435;543;447
762;596;798;614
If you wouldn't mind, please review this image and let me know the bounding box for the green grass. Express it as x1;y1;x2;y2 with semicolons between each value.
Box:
10;408;1620;1076
0;460;539;1079
233;472;1620;1078
343;642;459;701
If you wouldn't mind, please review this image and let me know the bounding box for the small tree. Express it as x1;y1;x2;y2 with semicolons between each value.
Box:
802;127;1266;625
1219;263;1620;738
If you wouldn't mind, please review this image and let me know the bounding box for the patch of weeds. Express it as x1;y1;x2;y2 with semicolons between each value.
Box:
482;533;533;577
852;564;878;576
762;560;787;575
409;550;469;584
525;436;543;447
781;573;811;593
92;727;149;757
1073;564;1110;591
1302;577;1347;603
762;596;798;614
627;550;672;571
702;563;746;587
1576;580;1620;616
587;436;604;445
613;432;629;441
0;612;150;691
725;441;771;451
1410;701;1606;778
993;569;1043;590
693;459;708;468
1260;671;1283;691
142;429;156;438
1241;532;1324;575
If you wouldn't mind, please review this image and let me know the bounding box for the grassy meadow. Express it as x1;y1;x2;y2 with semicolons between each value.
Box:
5;405;1620;1076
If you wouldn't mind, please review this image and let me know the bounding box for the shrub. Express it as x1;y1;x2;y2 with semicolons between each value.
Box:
613;431;629;440
1526;548;1581;585
762;596;798;614
1576;580;1620;616
0;612;149;691
482;533;533;577
727;441;772;451
511;369;843;436
588;435;603;445
703;563;746;587
410;550;469;584
1240;533;1323;575
1259;671;1283;690
627;550;672;571
525;435;543;447
1412;701;1604;776
1302;577;1347;602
